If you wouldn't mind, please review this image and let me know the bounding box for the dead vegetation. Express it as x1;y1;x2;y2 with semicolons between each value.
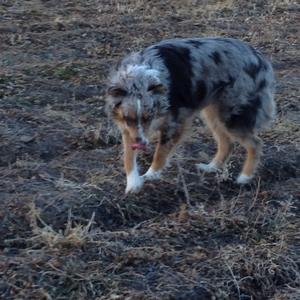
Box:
0;0;299;299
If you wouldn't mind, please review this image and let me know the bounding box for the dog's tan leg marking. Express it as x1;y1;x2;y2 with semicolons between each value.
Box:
197;105;233;172
237;135;262;184
144;140;177;180
211;127;233;168
123;132;135;175
144;124;186;181
123;132;143;193
152;142;175;171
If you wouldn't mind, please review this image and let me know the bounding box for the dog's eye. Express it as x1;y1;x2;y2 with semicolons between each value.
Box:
147;84;165;94
114;101;122;108
142;115;150;123
107;86;128;97
125;117;137;127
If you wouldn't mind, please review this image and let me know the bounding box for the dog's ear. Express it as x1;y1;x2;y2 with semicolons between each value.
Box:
106;86;127;112
107;86;128;98
147;83;166;95
105;86;127;117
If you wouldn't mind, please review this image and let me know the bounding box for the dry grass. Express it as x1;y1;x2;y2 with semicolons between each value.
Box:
0;0;299;299
27;203;95;249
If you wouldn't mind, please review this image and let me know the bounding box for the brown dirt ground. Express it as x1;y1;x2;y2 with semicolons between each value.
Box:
0;1;299;299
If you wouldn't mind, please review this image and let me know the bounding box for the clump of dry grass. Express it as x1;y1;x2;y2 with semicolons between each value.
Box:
27;203;95;249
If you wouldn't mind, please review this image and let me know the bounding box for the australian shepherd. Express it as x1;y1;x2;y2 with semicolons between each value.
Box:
106;38;275;193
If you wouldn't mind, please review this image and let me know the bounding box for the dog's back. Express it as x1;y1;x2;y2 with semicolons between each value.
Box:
141;37;276;133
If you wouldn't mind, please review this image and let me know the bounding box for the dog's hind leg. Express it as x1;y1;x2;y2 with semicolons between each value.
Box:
236;134;262;184
197;105;233;172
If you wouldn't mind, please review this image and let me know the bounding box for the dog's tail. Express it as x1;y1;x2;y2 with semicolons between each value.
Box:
255;65;276;130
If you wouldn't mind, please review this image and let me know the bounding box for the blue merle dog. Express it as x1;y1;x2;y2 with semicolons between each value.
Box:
106;38;275;193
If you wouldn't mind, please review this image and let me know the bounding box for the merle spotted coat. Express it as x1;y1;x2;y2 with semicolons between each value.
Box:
106;38;276;193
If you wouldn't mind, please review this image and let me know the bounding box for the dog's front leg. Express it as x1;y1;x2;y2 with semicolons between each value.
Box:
122;132;144;193
143;128;183;181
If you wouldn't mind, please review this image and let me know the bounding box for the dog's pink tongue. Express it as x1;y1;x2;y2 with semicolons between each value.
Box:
131;143;147;151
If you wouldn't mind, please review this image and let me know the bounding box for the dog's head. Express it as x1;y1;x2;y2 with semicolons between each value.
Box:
106;64;168;151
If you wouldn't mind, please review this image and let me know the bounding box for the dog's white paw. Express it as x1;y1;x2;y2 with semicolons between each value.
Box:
236;174;253;185
143;167;161;181
125;172;144;193
196;162;220;173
